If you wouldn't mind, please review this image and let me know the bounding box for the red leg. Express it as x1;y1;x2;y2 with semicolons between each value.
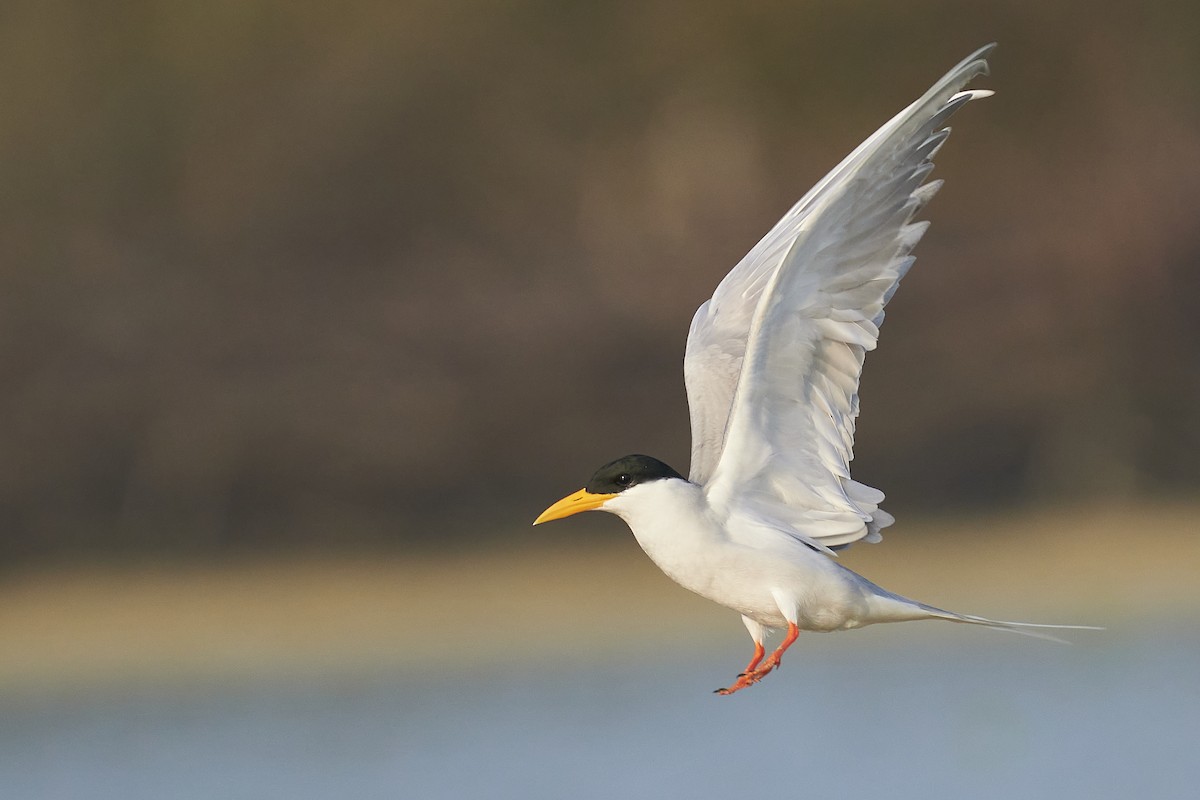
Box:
715;641;763;695
741;641;766;675
715;624;800;696
756;622;800;673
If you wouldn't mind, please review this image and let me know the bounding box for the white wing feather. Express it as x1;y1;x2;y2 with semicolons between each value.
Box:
684;45;995;552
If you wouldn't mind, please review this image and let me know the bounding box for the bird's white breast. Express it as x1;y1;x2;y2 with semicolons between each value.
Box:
603;479;875;629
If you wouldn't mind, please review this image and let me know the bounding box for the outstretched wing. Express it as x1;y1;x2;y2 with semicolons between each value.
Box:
684;45;994;551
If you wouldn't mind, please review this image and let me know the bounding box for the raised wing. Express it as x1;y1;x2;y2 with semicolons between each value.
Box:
685;45;994;551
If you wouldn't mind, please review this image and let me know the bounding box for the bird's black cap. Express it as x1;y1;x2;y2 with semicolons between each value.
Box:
584;455;684;494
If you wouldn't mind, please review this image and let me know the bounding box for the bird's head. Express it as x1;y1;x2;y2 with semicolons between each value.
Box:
533;454;685;525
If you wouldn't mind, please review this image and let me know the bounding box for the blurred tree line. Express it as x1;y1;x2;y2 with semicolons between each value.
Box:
1;0;1197;561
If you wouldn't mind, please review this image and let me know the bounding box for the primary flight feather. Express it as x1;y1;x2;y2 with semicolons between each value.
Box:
535;45;1097;695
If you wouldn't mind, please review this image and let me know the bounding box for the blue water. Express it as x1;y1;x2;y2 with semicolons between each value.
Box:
2;623;1196;800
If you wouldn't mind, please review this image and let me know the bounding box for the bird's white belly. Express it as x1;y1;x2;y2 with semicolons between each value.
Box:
627;516;870;631
606;479;882;631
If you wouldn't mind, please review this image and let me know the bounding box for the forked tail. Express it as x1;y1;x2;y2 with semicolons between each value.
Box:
920;604;1103;643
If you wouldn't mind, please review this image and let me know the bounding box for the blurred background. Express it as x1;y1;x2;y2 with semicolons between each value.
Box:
2;1;1198;798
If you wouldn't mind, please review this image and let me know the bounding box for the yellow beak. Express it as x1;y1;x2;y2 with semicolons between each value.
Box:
533;488;618;525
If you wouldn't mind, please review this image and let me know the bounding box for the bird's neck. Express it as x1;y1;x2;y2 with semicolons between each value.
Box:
605;479;720;582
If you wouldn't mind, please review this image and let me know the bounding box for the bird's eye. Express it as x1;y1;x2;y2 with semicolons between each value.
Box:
615;473;633;488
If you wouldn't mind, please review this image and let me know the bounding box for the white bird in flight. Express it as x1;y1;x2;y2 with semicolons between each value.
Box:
534;45;1096;695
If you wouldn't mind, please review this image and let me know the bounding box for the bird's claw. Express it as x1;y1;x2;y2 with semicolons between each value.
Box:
715;667;767;695
716;624;799;695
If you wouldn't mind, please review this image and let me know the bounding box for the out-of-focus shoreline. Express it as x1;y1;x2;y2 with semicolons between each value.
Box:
1;503;1196;695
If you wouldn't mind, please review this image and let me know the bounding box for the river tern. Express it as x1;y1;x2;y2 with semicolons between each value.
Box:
535;45;1097;695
